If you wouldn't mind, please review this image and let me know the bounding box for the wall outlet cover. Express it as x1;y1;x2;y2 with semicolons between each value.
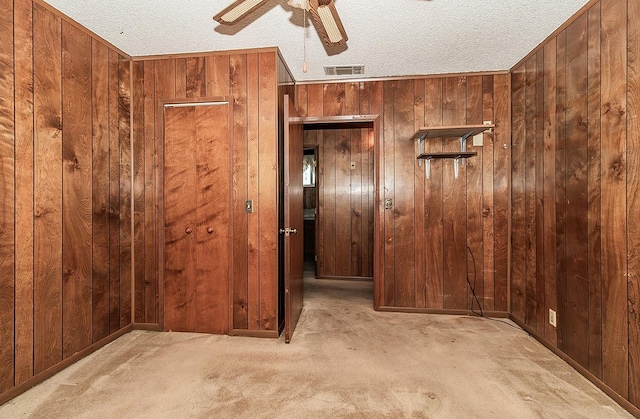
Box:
549;308;557;328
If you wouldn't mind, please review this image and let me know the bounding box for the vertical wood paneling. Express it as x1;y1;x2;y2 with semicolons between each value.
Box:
322;129;336;275
323;84;344;116
555;31;568;351
466;76;483;309
91;40;110;341
33;3;63;374
534;51;546;333
231;54;249;330
627;0;640;405
61;21;93;358
142;60;156;324
413;80;426;307
511;67;526;320
186;57;206;98
493;74;510;312
335;129;351;275
0;0;15;393
393;80;416;307
424;78;444;309
206;55;229;97
442;77;467;310
350;129;362;276
108;49;121;333
600;0;628;396
246;53;260;330
13;0;34;385
564;14;589;368
524;57;537;330
382;81;395;306
132;61;145;323
118;58;132;328
586;2;603;379
481;75;495;311
543;39;558;347
258;52;277;330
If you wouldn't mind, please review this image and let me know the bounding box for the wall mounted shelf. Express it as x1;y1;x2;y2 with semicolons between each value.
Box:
413;124;494;179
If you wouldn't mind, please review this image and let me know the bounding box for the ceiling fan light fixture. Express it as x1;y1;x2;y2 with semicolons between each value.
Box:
317;5;342;43
214;0;265;24
309;0;348;47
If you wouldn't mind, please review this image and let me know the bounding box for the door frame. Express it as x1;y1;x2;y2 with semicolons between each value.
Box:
291;114;383;310
157;97;234;332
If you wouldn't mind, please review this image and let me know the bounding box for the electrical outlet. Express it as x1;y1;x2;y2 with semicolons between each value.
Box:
549;309;557;328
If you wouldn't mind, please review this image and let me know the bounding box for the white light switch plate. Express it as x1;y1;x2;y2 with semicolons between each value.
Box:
549;309;557;327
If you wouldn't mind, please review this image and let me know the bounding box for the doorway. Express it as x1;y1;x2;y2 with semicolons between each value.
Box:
303;122;375;281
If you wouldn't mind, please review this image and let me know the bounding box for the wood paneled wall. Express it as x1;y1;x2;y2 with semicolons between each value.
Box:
510;0;640;410
296;77;510;311
304;127;374;278
134;49;284;334
0;0;132;397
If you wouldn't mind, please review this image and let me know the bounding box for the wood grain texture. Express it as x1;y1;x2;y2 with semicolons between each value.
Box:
108;49;121;334
564;14;589;368
481;75;495;311
466;76;484;311
586;2;602;379
493;74;510;312
143;60;156;324
13;0;34;386
0;0;15;393
258;52;277;330
186;57;206;98
534;51;546;334
230;54;249;329
628;0;640;405
118;57;132;329
163;106;197;332
175;58;186;98
335;129;351;275
413;79;426;308
132;61;145;323
510;66;526;321
61;21;93;358
524;56;537;330
555;30;568;351
442;77;467;310
542;39;558;347
382;81;395;306
91;40;110;342
393;80;416;307
246;53;260;330
33;3;63;374
206;55;229;97
600;0;628;396
195;104;230;334
423;78;444;309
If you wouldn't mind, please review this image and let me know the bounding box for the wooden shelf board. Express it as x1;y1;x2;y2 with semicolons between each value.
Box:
411;124;495;140
417;151;478;160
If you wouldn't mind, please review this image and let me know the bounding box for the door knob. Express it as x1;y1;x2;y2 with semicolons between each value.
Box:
185;227;192;234
207;227;214;234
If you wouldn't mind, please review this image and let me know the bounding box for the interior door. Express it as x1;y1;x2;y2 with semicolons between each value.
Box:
283;95;304;343
164;102;231;334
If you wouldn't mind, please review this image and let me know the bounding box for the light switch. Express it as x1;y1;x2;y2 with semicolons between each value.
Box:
245;200;253;213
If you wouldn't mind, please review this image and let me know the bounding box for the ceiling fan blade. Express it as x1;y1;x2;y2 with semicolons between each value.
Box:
213;0;270;25
309;0;348;47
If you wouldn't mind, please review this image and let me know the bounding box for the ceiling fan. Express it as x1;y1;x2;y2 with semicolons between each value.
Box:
213;0;348;47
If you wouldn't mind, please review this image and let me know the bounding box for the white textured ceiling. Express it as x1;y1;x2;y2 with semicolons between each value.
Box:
43;0;590;81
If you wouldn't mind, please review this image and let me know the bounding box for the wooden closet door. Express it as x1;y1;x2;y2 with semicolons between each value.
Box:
164;102;231;334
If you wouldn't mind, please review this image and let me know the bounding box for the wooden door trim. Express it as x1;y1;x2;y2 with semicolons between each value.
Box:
157;97;234;333
297;115;382;310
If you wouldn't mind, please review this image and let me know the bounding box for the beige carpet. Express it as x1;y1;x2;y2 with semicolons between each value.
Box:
0;277;632;418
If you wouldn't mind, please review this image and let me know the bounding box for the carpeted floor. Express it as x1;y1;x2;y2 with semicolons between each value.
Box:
0;276;632;418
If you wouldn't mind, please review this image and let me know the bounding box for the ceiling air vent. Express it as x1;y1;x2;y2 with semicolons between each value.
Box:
324;65;365;76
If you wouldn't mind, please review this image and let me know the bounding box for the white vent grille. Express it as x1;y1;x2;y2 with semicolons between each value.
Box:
324;65;365;76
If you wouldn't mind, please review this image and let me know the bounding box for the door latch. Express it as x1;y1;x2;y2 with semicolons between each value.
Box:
279;227;298;236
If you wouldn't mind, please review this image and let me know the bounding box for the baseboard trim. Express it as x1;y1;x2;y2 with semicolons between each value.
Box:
0;324;133;406
230;329;279;339
132;323;163;331
509;315;640;418
378;306;510;318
